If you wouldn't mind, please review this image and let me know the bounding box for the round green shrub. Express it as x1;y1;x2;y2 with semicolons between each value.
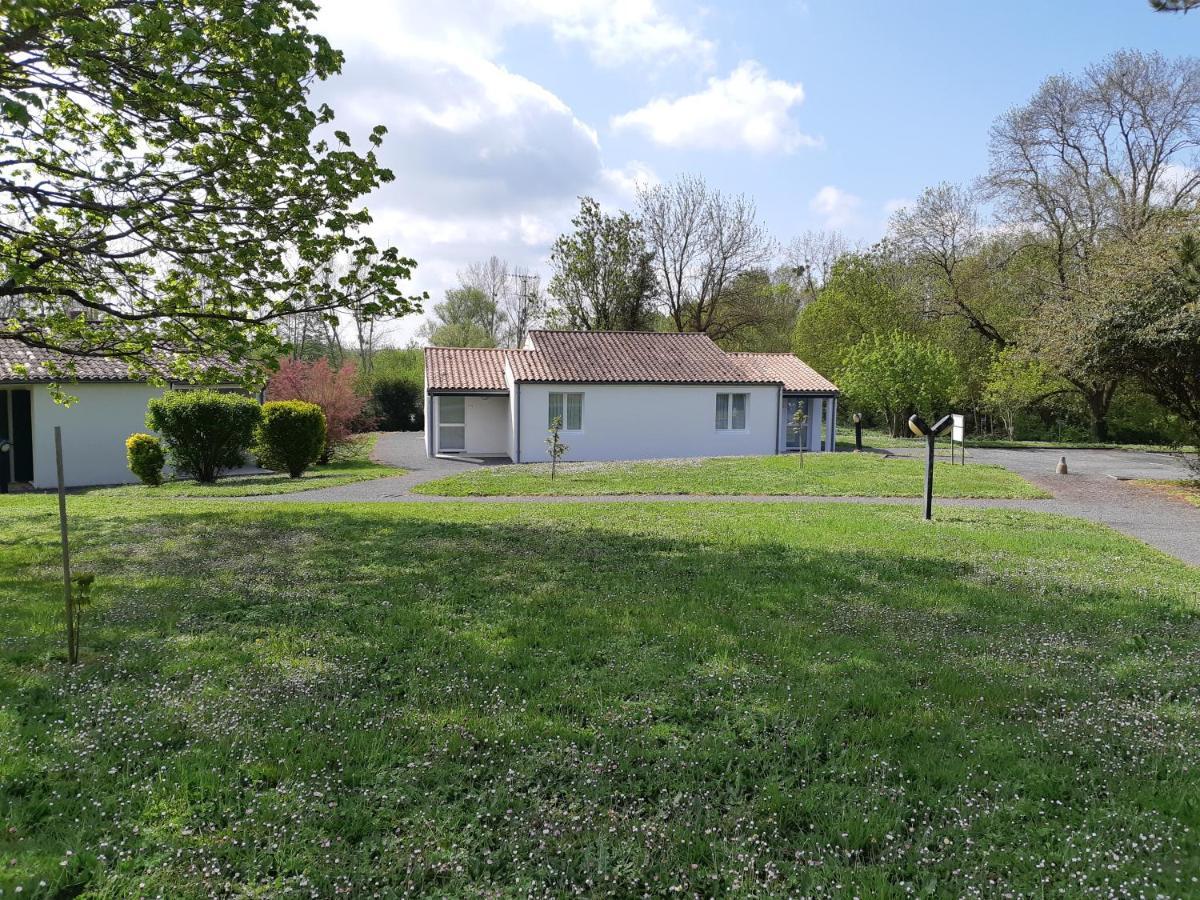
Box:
146;390;261;483
253;400;327;478
125;433;165;486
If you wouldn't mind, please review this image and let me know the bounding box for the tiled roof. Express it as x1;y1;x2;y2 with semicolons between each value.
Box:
0;343;139;382
509;330;777;384
424;347;511;391
727;352;840;394
423;332;839;393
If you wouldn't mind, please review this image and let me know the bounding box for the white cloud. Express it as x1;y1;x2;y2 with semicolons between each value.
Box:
883;197;913;217
521;0;713;66
809;185;863;229
611;61;818;154
599;160;660;202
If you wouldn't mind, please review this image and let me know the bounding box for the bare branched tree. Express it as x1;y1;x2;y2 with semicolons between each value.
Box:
781;230;850;306
504;267;544;348
460;256;510;342
638;174;775;339
1150;0;1200;12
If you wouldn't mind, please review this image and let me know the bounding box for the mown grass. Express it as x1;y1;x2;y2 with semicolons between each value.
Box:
1135;479;1200;508
1;494;1198;896
85;434;402;497
839;425;1186;454
415;452;1048;499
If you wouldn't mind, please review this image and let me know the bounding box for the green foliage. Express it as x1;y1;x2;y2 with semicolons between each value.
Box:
837;331;959;436
792;253;920;377
713;270;803;352
124;433;165;487
145;391;261;483
253;401;327;478
368;376;424;431
0;1;420;384
545;417;569;478
983;349;1057;440
422;287;503;347
547;197;657;331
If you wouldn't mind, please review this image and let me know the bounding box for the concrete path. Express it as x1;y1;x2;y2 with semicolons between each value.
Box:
256;437;1200;568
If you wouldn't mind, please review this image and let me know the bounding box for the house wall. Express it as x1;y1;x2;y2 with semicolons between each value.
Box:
515;383;780;463
25;382;163;488
464;395;509;454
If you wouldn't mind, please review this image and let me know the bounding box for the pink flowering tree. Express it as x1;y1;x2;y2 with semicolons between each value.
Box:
267;358;370;460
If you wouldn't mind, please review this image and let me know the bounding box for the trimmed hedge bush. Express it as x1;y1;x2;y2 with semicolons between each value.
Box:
125;433;165;486
253;400;327;478
146;390;261;483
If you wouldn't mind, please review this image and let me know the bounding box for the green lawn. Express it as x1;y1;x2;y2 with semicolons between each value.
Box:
415;452;1048;499
838;425;1185;454
2;494;1197;896
85;434;402;497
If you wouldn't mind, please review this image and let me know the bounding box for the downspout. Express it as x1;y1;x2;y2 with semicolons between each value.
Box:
514;384;521;463
775;385;781;455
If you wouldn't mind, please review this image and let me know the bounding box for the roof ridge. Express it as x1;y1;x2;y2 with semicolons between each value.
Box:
528;329;715;337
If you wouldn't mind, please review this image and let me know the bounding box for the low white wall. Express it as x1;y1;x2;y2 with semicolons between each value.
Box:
516;383;780;463
28;383;163;488
464;395;509;454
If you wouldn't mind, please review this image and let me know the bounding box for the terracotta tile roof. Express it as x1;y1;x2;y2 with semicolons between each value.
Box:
510;330;777;384
423;332;838;393
0;343;139;382
727;352;840;394
424;347;511;391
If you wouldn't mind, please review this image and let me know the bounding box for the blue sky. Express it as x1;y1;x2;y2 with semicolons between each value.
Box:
314;0;1200;341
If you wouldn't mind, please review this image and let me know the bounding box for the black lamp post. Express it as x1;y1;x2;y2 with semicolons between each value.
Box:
0;438;11;495
852;413;863;452
907;414;954;520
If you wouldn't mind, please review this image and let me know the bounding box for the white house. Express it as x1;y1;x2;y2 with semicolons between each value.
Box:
0;344;244;489
424;330;839;463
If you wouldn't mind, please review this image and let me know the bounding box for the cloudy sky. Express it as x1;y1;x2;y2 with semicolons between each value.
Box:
313;0;1200;344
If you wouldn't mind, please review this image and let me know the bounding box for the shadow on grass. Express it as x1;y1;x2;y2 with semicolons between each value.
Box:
1;500;1198;896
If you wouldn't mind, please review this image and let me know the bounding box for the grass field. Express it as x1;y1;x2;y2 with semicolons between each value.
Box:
415;453;1048;499
2;493;1197;896
85;434;402;497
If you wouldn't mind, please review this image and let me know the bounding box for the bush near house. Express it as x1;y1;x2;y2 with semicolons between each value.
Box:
253;401;327;478
145;390;261;483
124;433;165;486
268;358;367;460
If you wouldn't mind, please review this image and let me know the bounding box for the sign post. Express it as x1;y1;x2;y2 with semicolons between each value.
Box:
908;414;954;521
950;414;965;465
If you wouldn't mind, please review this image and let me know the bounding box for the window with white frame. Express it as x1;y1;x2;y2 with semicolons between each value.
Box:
715;392;748;431
548;391;584;431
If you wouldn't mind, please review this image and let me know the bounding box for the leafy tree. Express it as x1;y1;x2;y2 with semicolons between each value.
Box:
792;251;922;377
712;270;804;352
545;417;569;478
267;358;366;460
837;331;959;436
146;391;261;483
421;287;504;348
985;50;1200;438
0;1;420;384
1095;233;1200;463
547;197;657;331
983;349;1060;440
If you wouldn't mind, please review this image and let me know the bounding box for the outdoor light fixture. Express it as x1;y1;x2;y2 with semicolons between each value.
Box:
908;413;955;521
852;412;863;451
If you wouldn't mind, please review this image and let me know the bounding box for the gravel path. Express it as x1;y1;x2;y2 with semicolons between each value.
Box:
253;436;1200;568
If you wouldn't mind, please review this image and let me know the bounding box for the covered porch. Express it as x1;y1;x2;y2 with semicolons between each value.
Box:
781;393;838;453
427;391;513;461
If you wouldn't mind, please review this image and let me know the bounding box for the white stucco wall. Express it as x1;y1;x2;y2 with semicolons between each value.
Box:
26;383;163;488
515;383;780;463
464;395;509;454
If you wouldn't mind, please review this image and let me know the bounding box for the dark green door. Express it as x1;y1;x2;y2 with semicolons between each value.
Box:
1;389;34;483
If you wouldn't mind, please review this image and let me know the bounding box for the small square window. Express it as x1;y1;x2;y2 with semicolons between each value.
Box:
716;393;749;431
549;392;583;430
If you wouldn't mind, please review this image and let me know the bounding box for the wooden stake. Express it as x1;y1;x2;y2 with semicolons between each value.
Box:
54;427;76;665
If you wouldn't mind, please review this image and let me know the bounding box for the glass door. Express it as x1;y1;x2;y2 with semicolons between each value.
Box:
437;396;466;453
784;397;807;451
